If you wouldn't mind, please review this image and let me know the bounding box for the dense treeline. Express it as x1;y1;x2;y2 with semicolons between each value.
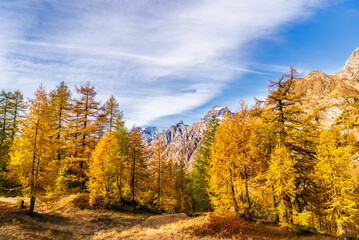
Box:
1;68;359;238
205;68;359;237
0;81;191;214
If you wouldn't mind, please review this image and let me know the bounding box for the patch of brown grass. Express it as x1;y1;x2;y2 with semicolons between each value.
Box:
96;213;212;240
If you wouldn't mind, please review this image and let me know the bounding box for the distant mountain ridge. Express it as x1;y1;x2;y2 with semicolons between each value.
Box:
140;106;230;165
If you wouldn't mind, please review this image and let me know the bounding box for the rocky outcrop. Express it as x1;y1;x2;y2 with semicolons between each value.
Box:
292;48;359;127
338;47;359;80
141;126;165;143
152;106;230;165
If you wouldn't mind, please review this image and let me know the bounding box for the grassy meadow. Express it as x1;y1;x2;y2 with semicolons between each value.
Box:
0;195;338;240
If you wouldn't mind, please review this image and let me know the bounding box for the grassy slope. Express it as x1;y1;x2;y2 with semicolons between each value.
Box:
0;196;338;240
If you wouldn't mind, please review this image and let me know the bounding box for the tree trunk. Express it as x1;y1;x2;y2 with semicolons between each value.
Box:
229;168;239;213
157;154;161;208
11;99;18;138
273;194;280;222
80;94;89;190
244;168;251;220
29;196;36;214
2;97;7;139
29;120;39;214
282;192;292;224
130;151;136;202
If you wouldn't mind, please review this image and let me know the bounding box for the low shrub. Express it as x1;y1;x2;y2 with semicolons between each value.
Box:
72;194;90;209
188;212;292;238
16;199;26;209
72;193;158;213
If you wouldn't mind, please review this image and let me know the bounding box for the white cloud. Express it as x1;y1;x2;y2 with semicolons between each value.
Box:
0;0;324;126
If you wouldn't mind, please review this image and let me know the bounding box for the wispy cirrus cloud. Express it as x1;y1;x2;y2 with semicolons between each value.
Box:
0;0;324;126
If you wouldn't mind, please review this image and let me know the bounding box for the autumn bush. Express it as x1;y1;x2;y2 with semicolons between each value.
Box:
72;193;91;209
188;212;292;239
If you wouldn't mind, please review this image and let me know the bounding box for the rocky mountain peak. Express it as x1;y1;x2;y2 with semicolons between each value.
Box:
140;126;165;143
174;120;186;128
294;70;337;97
204;106;229;122
338;47;359;80
145;106;231;165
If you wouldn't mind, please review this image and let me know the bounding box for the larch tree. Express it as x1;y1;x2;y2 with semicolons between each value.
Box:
209;106;266;219
96;95;121;139
160;156;177;213
7;85;56;214
113;115;129;201
0;90;25;190
0;90;13;142
71;81;100;190
264;66;316;223
88;132;117;203
0;90;13;189
208;112;240;213
88;113;129;204
233;105;267;219
50;82;72;159
49;82;72;192
313;128;358;236
10;90;26;137
104;95;121;133
128;127;149;203
266;143;297;223
149;137;166;209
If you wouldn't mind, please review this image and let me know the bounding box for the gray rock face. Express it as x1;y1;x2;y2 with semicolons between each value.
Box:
152;106;230;165
338;48;359;80
141;126;165;143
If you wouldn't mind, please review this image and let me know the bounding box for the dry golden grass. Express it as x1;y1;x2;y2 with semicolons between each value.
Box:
0;195;148;239
0;196;339;240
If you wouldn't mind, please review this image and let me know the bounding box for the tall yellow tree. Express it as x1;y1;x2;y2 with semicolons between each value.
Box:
0;90;25;190
209;107;266;218
208;112;238;212
88;115;130;204
128;127;149;203
263;66;317;223
113;115;129;201
7;85;56;214
68;81;99;190
149;137;166;209
266;143;297;223
49;81;72;192
88;132;117;203
313;128;358;236
102;95;121;133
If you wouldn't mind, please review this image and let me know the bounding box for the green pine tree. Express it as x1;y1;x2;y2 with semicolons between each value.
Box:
189;115;219;212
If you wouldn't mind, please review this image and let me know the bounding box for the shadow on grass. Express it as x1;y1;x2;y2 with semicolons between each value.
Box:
1;209;75;240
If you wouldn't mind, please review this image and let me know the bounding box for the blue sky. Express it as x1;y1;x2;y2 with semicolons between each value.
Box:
0;0;358;128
